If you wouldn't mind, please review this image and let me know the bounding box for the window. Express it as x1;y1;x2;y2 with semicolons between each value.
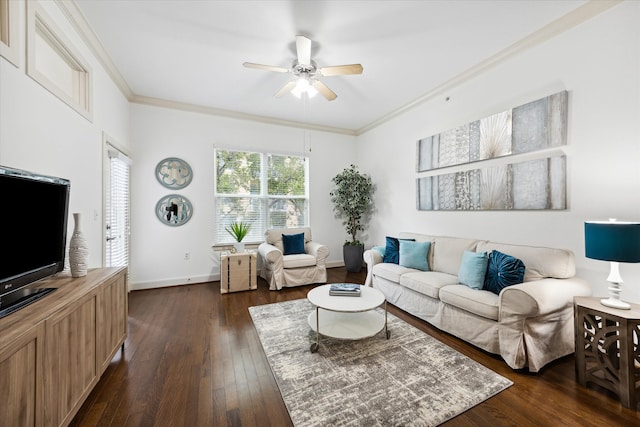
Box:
215;148;308;244
26;1;92;120
0;0;20;66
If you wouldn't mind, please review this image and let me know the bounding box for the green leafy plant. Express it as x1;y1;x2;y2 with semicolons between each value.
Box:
330;164;374;245
225;221;251;242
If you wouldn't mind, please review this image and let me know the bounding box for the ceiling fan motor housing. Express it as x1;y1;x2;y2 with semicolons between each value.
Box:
292;60;318;77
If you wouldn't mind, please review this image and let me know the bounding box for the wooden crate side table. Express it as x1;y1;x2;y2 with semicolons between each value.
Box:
221;251;257;293
574;296;640;409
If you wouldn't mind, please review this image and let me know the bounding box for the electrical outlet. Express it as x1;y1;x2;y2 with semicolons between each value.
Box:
184;252;190;260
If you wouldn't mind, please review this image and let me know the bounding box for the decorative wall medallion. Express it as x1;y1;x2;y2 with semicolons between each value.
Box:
156;194;193;226
155;157;193;189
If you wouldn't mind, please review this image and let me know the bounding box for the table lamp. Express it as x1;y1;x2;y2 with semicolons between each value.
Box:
584;220;640;310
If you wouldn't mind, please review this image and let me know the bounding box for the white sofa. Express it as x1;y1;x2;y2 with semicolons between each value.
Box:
364;232;592;372
258;227;329;290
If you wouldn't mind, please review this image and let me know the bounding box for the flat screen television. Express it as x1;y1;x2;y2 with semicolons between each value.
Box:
0;165;70;318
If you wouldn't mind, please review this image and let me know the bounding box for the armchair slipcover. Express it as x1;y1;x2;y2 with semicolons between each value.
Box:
258;227;329;290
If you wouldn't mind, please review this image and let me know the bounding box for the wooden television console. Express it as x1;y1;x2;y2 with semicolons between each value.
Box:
0;267;128;427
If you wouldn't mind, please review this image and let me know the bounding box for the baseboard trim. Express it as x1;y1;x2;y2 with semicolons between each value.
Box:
129;274;216;291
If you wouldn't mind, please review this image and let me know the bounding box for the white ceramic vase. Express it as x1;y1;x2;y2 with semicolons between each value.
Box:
69;213;89;277
233;242;245;254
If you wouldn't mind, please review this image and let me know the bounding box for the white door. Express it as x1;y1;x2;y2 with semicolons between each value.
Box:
104;143;131;268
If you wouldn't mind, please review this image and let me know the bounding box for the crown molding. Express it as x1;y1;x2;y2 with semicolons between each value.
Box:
56;0;133;99
355;0;623;135
131;95;357;136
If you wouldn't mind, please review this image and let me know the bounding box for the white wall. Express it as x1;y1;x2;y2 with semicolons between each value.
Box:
0;0;131;269
356;2;640;303
129;104;356;289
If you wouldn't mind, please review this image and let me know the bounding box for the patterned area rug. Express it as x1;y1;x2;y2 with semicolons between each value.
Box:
249;298;513;427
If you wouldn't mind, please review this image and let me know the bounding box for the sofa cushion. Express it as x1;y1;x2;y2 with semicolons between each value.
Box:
399;271;459;299
458;250;489;290
399;240;431;271
476;241;575;281
282;254;317;269
372;262;417;283
439;285;499;321
484;250;525;295
431;236;482;276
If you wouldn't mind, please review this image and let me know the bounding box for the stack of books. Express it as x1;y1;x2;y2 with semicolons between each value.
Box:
329;283;361;297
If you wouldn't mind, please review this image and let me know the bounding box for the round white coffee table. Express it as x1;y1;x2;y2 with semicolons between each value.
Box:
306;284;390;353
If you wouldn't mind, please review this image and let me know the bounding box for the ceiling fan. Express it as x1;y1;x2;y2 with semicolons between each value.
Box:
243;35;363;101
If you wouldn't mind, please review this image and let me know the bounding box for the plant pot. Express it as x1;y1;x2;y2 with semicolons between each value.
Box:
233;242;245;253
343;244;364;273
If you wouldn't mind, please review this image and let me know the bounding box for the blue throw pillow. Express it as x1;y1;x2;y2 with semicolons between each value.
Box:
282;232;305;255
382;236;415;264
483;250;526;295
458;250;488;290
399;240;431;271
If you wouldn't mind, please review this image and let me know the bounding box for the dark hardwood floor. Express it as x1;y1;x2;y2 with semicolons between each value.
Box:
70;267;639;426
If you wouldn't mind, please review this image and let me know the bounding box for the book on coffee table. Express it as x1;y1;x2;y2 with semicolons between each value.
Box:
329;283;361;297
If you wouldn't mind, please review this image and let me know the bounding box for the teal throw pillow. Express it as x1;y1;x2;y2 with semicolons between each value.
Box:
282;232;305;255
483;250;526;295
382;236;415;264
458;250;489;290
399;240;431;271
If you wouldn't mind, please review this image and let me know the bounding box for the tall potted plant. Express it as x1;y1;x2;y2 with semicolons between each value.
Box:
330;164;374;272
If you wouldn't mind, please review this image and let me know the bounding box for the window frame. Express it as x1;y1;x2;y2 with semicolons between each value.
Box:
0;0;20;66
214;147;309;245
26;1;92;120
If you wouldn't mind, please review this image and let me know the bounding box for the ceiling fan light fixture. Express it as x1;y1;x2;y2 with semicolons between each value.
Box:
291;76;317;99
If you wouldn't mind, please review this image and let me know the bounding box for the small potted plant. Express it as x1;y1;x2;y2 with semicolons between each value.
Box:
330;164;374;272
225;221;251;253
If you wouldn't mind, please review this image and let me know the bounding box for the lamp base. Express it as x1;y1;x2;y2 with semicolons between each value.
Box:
600;297;631;310
600;272;631;310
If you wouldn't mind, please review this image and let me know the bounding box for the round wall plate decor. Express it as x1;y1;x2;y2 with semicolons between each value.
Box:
156;194;193;226
155;157;193;189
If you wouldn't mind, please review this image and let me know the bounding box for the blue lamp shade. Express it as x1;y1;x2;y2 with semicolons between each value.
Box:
584;221;640;263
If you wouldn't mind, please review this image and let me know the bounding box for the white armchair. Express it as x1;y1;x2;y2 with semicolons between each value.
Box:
258;227;329;290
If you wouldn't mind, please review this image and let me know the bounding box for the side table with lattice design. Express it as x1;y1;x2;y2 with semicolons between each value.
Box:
574;296;640;409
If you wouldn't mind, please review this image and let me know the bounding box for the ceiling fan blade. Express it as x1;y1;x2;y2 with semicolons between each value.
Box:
275;81;297;98
243;62;289;73
319;64;364;76
312;80;337;101
296;35;312;66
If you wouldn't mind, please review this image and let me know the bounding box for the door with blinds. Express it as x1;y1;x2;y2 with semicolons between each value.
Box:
105;144;131;269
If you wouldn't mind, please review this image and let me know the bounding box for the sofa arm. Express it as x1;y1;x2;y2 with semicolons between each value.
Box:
499;277;592;319
258;242;282;265
363;248;384;287
306;241;329;263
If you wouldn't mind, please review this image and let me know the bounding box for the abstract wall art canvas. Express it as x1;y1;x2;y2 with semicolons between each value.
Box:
417;91;568;172
417;156;566;211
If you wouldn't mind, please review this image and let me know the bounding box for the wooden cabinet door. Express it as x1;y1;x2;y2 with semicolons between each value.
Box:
43;294;97;427
0;323;44;427
97;271;127;372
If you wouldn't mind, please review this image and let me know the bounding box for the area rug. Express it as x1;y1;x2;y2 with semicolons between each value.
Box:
249;298;513;427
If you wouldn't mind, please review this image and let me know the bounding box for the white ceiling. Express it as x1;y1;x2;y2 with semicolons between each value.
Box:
74;0;592;134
